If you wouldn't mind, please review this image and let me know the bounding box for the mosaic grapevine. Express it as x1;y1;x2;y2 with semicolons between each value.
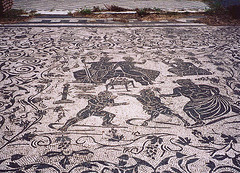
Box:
0;26;240;172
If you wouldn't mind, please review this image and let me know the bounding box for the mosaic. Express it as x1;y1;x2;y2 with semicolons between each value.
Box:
0;26;240;172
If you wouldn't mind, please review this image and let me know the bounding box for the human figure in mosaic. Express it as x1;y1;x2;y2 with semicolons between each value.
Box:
118;57;160;85
160;79;240;127
73;57;160;85
58;91;128;131
165;59;212;76
73;57;117;83
121;89;189;126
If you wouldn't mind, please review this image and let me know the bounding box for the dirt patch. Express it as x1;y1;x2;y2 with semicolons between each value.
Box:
0;9;34;24
140;13;194;21
73;12;240;25
1;9;240;26
0;16;33;24
73;12;203;22
197;13;240;26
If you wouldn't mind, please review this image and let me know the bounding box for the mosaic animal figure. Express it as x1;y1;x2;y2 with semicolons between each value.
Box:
106;77;136;91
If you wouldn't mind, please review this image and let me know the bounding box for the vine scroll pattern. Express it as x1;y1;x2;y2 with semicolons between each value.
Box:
0;27;240;172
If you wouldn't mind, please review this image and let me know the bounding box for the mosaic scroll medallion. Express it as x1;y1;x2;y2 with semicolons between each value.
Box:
0;26;240;172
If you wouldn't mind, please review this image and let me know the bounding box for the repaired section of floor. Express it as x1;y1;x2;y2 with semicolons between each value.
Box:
0;26;240;173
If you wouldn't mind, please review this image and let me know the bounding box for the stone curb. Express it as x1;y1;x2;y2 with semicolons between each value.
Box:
0;22;206;27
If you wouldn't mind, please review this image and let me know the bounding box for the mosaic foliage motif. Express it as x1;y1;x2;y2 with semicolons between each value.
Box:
0;26;240;173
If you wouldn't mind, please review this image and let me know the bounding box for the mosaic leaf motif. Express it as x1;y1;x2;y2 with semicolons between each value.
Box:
0;27;240;172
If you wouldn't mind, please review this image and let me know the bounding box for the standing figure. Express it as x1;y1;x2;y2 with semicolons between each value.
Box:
122;89;189;126
160;79;240;127
59;91;128;131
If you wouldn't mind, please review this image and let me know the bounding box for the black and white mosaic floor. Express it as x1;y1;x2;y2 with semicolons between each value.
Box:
0;26;240;173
